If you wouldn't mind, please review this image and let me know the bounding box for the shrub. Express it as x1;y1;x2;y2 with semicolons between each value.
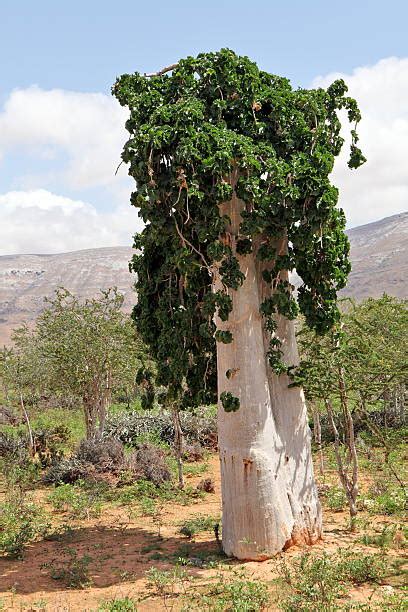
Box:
76;437;124;470
279;553;344;611
365;485;407;515
325;486;347;512
105;408;217;449
183;442;205;462
337;550;387;584
0;493;50;558
47;547;93;588
178;514;219;538
279;551;390;611
197;478;215;493
195;570;270;611
125;442;171;486
47;482;102;519
43;457;89;484
99;598;138;611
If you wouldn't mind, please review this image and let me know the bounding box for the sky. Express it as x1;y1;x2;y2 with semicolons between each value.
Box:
0;0;407;254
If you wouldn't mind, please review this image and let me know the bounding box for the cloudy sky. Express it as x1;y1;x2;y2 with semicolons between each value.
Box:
1;0;407;254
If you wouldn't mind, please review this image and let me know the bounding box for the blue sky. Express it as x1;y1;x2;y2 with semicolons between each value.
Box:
2;0;407;93
0;1;407;253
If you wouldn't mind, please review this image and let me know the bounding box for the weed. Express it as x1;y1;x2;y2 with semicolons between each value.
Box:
361;524;407;550
178;514;219;538
279;551;390;611
368;487;407;516
0;492;50;558
98;597;138;611
191;569;269;611
324;486;347;512
47;482;102;519
47;547;93;588
337;550;387;584
279;553;344;611
145;566;191;609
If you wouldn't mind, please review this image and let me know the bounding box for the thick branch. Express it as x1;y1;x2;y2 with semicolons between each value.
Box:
144;63;179;78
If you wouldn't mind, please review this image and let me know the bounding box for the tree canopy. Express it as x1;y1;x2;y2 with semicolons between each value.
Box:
113;48;365;407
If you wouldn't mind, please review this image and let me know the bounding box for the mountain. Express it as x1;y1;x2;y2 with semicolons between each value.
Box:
0;247;137;346
340;212;408;301
0;213;406;346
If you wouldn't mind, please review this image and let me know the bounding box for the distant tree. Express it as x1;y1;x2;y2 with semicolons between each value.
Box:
11;288;149;439
295;295;408;526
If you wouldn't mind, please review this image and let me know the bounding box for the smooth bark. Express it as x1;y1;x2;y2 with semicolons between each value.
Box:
214;182;322;560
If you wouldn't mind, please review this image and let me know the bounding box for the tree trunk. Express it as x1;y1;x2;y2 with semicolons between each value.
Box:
172;405;185;489
312;404;324;476
214;183;322;560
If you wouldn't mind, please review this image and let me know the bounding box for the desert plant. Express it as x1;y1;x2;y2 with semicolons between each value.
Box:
192;570;269;611
47;482;102;519
0;493;50;558
125;442;171;486
99;598;138;611
145;566;191;609
178;514;219;538
47;547;93;588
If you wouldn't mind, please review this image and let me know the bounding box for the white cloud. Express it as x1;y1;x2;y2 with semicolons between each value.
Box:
312;57;408;228
1;61;407;256
0;86;130;191
0;189;142;255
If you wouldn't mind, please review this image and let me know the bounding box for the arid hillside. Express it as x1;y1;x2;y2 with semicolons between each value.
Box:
0;247;136;345
341;211;408;301
0;212;407;345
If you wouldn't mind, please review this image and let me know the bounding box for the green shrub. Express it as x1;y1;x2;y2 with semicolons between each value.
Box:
337;550;387;584
98;597;138;611
0;493;50;558
178;514;219;538
47;547;93;588
325;486;347;512
365;486;407;516
279;553;344;611
279;551;390;611
361;524;407;549
47;482;102;519
195;570;269;611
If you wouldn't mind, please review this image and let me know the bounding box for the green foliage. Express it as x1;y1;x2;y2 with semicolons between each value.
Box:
324;486;347;512
361;524;407;550
178;514;219;538
7;288;150;438
145;566;191;607
113;48;364;406
47;547;93;588
279;551;387;611
220;391;240;412
0;493;50;558
193;570;270;611
99;598;138;611
336;550;387;584
365;486;407;516
47;482;102;519
296;296;408;407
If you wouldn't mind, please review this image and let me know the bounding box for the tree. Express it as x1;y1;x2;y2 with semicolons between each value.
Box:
113;49;365;559
12;288;148;439
296;296;408;525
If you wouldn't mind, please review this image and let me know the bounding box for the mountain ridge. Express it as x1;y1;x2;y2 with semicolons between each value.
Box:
0;213;406;346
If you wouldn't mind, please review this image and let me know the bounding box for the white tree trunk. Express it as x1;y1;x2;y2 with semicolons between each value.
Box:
215;185;322;560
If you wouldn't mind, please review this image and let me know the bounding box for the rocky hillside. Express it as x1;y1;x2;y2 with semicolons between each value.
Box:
341;211;408;300
0;213;406;345
0;247;136;345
